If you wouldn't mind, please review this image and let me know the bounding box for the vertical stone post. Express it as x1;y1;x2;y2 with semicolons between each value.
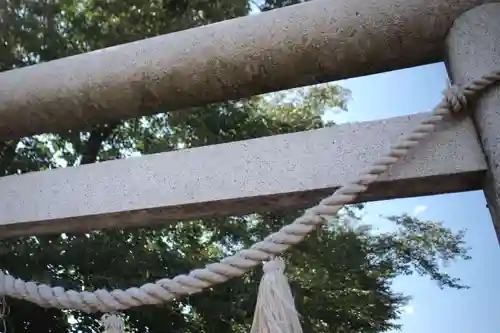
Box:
445;3;500;242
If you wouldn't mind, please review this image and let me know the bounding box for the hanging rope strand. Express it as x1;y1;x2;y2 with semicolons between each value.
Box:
0;69;499;313
0;295;9;333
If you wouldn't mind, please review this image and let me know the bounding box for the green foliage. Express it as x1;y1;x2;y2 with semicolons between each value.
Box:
0;0;471;333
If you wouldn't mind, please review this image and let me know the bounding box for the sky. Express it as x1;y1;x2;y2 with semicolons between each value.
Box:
323;62;500;333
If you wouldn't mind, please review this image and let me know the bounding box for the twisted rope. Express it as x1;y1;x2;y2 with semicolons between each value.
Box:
1;69;500;313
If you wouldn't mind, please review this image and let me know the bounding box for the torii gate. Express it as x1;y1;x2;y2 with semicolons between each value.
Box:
0;0;499;320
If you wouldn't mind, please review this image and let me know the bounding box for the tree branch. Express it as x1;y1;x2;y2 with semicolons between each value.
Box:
0;140;19;175
80;122;120;165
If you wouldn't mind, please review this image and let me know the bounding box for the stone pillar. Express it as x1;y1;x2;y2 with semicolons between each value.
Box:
445;3;500;242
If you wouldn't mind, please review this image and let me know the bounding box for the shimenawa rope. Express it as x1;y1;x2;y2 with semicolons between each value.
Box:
0;69;499;314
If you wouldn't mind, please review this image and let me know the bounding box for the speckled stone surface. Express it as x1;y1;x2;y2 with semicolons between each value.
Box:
0;0;497;140
445;3;500;241
0;113;486;239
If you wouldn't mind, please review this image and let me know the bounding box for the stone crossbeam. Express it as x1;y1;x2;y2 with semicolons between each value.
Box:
0;113;486;239
0;0;497;141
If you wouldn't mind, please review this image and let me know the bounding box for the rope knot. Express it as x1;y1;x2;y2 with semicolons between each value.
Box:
442;84;467;113
263;257;285;274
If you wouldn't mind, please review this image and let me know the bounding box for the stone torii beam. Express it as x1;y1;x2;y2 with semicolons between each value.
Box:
0;0;497;141
0;113;486;239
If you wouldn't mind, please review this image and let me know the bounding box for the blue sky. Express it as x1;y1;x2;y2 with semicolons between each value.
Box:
324;62;500;332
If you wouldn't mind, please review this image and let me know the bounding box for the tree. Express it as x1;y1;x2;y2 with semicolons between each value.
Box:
0;1;470;332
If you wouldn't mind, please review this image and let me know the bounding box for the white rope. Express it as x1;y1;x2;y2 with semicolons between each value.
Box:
0;295;8;333
0;69;499;313
250;258;303;333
